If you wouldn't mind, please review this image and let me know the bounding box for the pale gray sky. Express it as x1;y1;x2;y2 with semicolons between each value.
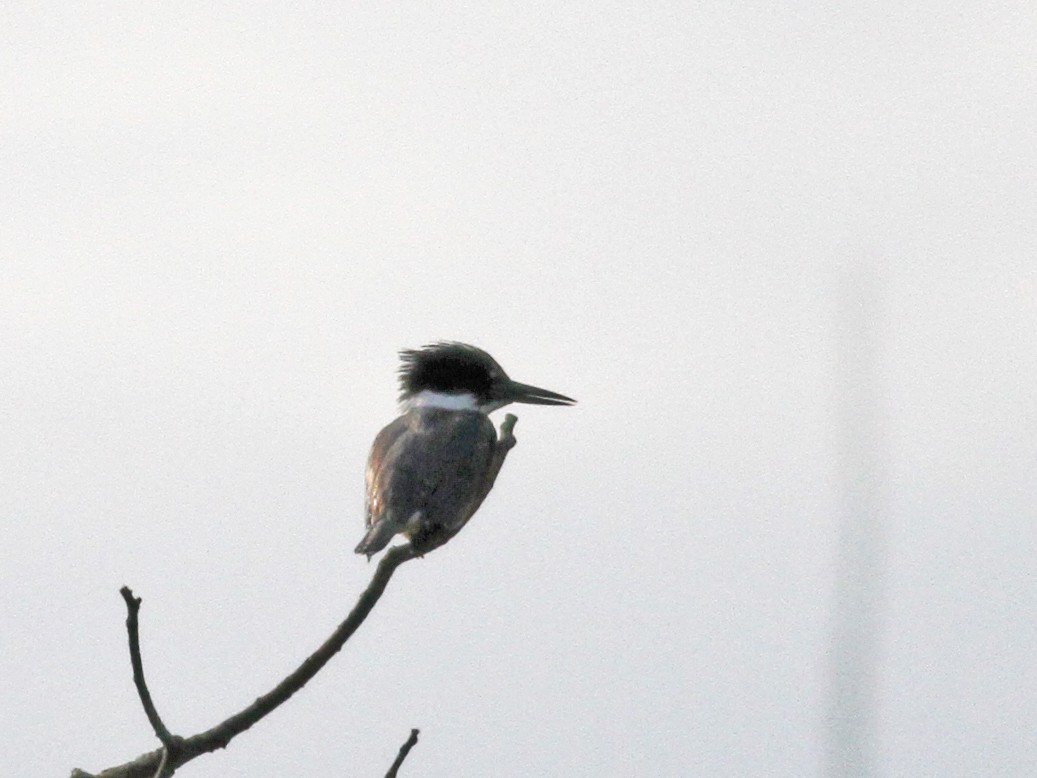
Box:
2;3;1035;776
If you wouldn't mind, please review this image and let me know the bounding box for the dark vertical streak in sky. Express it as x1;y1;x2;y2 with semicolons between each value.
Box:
826;259;886;777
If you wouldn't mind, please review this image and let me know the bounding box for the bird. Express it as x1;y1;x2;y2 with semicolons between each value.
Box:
354;342;575;558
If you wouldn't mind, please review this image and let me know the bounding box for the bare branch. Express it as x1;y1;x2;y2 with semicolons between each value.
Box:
75;544;421;778
188;544;420;749
119;587;175;747
384;729;420;778
485;413;518;489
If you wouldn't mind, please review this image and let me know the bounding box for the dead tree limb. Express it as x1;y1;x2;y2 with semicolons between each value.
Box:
71;543;421;778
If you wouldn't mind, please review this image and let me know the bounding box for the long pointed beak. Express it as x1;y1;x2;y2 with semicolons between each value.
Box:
506;379;576;406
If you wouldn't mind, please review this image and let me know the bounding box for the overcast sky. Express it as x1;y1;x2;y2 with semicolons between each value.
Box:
2;3;1035;776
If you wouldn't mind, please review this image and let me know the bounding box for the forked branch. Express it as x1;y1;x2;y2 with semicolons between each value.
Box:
71;544;420;778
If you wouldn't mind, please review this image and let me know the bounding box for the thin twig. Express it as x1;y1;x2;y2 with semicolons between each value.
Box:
384;729;420;778
119;587;174;746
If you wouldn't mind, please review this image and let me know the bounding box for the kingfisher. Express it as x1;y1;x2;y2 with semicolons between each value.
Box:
354;342;575;558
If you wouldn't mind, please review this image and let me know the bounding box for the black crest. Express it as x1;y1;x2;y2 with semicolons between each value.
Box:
398;342;505;402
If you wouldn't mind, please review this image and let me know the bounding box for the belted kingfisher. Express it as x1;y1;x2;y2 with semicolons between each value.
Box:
354;342;575;558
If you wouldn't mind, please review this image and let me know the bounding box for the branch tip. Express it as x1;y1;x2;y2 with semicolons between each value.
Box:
120;585;176;748
385;728;421;778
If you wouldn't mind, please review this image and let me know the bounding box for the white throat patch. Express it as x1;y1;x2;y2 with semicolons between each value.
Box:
404;390;481;411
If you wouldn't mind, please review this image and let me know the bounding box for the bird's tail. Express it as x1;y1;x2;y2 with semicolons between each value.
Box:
354;520;397;559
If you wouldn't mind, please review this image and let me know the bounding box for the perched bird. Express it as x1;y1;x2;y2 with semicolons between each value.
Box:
355;342;575;558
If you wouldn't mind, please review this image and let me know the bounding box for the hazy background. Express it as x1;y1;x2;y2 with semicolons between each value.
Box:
2;3;1035;776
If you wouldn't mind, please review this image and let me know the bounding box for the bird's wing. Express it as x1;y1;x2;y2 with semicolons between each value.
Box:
364;414;412;529
366;409;498;535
